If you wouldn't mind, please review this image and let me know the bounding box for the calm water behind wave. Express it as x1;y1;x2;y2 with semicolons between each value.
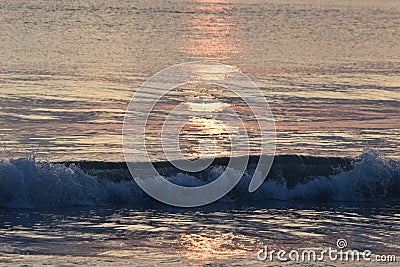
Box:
0;0;399;161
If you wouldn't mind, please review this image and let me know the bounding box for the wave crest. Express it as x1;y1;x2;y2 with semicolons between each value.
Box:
0;159;143;208
0;151;398;208
239;151;399;202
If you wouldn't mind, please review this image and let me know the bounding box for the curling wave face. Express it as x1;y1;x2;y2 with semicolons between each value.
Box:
0;151;398;208
0;159;144;208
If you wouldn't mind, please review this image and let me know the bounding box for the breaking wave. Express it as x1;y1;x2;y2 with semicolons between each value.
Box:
0;151;398;208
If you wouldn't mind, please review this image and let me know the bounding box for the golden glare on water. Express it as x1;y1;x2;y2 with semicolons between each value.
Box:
178;117;233;159
187;101;228;112
180;0;240;60
144;82;247;160
178;232;255;261
191;64;234;81
183;117;227;136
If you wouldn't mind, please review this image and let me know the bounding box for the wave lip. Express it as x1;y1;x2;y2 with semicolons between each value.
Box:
240;151;400;202
0;158;143;208
0;151;398;208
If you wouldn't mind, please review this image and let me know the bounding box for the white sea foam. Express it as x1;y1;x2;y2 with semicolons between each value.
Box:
0;159;143;208
237;151;400;202
0;151;398;208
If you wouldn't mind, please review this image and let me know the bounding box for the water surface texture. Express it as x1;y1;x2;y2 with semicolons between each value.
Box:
1;204;399;266
0;1;399;266
0;0;399;161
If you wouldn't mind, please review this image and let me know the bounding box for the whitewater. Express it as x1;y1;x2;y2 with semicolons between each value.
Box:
1;151;398;209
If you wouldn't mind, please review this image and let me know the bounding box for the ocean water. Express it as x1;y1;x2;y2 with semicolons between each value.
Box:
0;0;399;161
0;151;399;265
0;0;399;266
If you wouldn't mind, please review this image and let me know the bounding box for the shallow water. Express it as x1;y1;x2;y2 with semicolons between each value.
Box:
1;203;399;266
0;151;399;265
